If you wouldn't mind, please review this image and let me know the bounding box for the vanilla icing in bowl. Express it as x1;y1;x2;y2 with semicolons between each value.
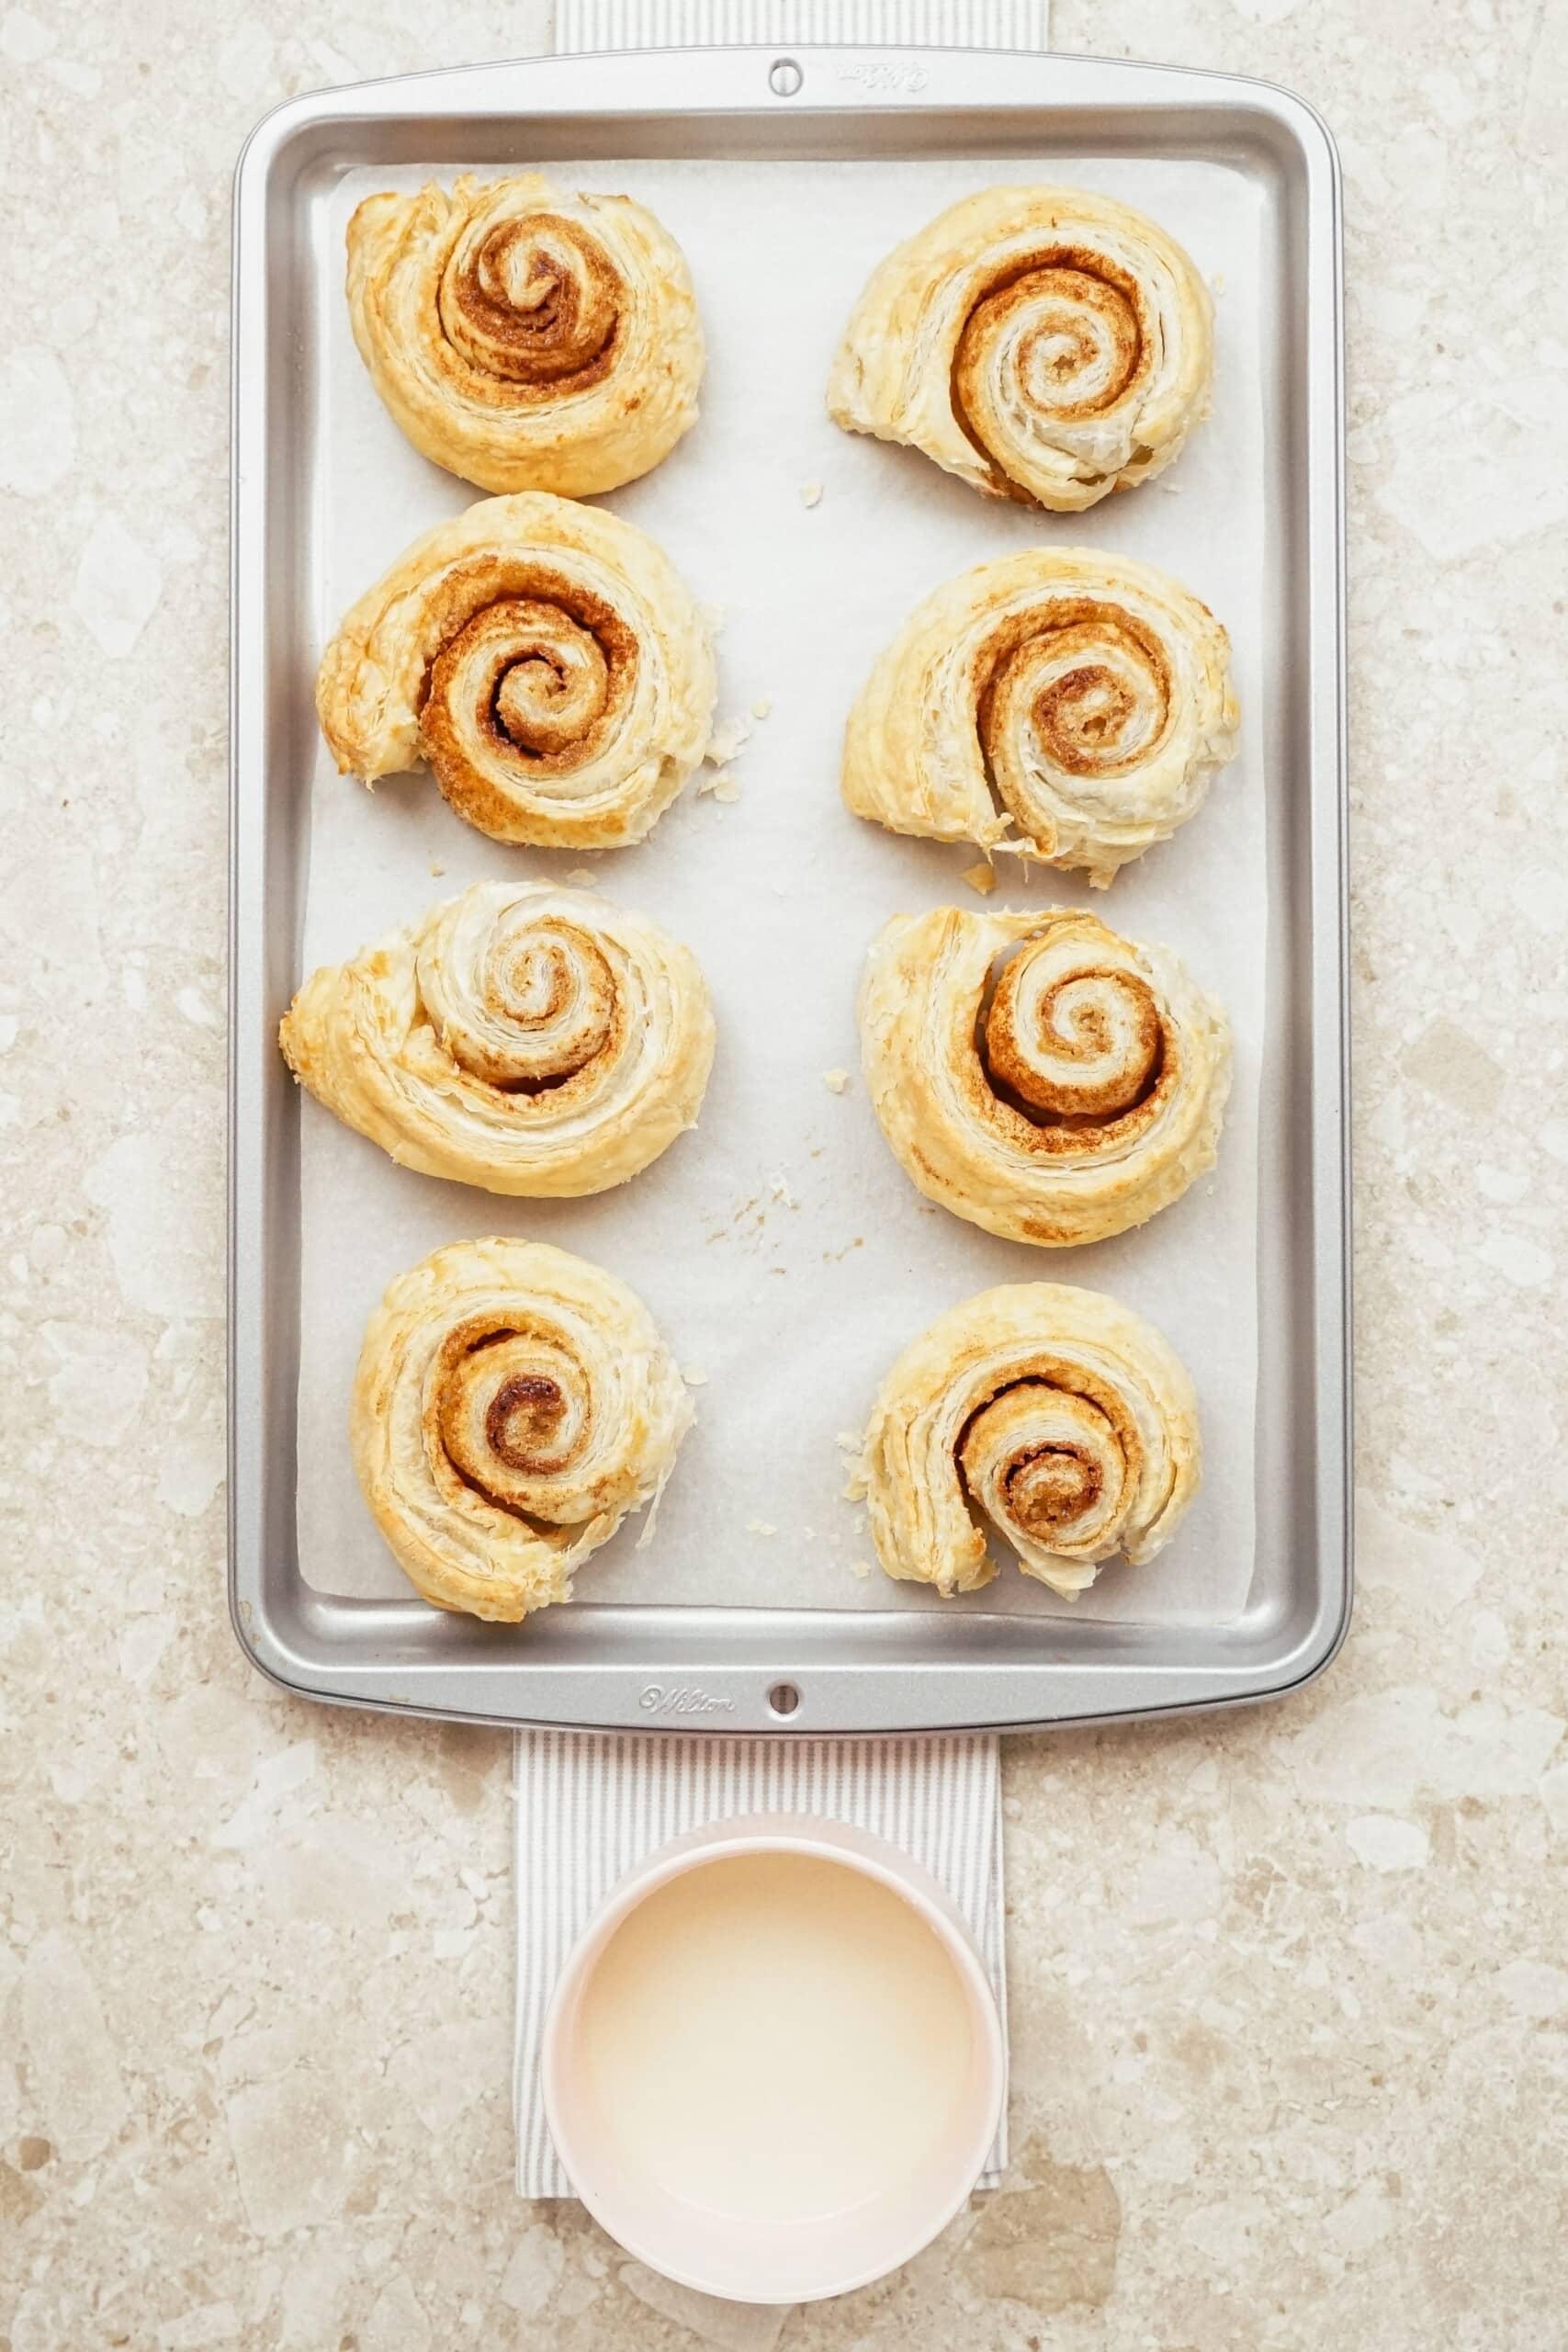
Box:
542;1823;1006;2304
578;1851;973;2223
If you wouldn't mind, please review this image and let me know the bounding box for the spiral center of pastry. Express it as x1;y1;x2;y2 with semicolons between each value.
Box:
1003;1444;1101;1532
417;563;638;806
978;601;1173;802
959;1377;1133;1558
477;601;609;753
953;252;1147;491
1043;663;1135;753
485;1372;569;1465
440;212;623;391
416;912;621;1092
984;942;1164;1124
491;922;615;1075
434;1321;592;1519
1013;268;1140;412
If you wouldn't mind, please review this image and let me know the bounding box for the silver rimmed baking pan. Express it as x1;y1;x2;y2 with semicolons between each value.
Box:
229;42;1348;1733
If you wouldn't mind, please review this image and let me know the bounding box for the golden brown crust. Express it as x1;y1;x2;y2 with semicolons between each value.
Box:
314;492;716;850
347;175;704;496
279;881;716;1197
829;185;1213;510
842;548;1238;884
351;1238;691;1622
860;1283;1201;1599
859;905;1231;1248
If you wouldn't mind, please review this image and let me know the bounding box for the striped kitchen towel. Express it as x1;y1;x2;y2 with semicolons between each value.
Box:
513;1730;1007;2195
554;0;1051;51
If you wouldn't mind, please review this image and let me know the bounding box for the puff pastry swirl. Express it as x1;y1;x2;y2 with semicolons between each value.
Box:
829;185;1213;510
352;1238;691;1622
280;881;715;1197
347;174;704;496
843;548;1238;885
860;1282;1201;1599
315;492;716;850
861;905;1230;1248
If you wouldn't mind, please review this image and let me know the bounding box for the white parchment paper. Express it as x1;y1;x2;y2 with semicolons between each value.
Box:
295;153;1269;1626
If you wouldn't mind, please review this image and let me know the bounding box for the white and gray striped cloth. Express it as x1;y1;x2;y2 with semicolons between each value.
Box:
554;0;1052;54
513;1730;1007;2196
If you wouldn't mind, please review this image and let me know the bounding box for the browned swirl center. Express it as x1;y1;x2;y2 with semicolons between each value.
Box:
440;211;624;395
487;922;616;1084
951;247;1149;499
976;600;1172;784
484;1372;569;1468
415;560;639;813
430;1317;593;1523
1003;1442;1103;1533
956;1369;1139;1557
434;599;609;762
1045;663;1134;747
981;941;1168;1147
414;900;626;1098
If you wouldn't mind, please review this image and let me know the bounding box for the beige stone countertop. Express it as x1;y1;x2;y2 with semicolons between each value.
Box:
4;0;1567;2345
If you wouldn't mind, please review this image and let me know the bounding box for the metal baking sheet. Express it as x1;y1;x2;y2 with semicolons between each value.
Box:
229;43;1348;1734
303;147;1266;1629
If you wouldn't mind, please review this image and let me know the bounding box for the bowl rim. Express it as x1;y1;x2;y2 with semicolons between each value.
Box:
539;1811;1007;2306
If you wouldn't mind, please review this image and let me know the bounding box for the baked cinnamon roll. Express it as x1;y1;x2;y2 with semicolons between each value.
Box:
352;1238;691;1621
280;882;715;1196
315;492;715;849
829;185;1213;510
860;905;1230;1247
843;548;1238;884
860;1282;1201;1599
347;174;703;496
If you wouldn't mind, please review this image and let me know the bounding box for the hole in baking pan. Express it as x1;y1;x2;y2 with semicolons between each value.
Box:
768;1680;802;1718
768;57;803;97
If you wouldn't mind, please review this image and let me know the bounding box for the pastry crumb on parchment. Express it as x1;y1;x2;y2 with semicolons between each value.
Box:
751;695;773;719
799;481;823;507
850;1560;873;1580
822;1068;850;1093
705;711;753;765
564;866;596;887
961;861;997;896
681;1363;708;1386
746;1518;778;1537
836;1429;868;1503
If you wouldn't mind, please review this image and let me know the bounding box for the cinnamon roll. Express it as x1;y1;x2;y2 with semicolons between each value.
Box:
352;1238;691;1621
280;882;715;1196
860;1282;1201;1598
347;174;703;496
860;905;1230;1247
843;548;1238;884
315;492;716;849
829;185;1213;510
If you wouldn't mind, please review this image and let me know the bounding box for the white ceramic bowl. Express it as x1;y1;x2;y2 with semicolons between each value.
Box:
540;1812;1006;2305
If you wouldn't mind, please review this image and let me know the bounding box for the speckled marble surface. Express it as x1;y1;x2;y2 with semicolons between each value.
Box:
4;0;1567;2345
